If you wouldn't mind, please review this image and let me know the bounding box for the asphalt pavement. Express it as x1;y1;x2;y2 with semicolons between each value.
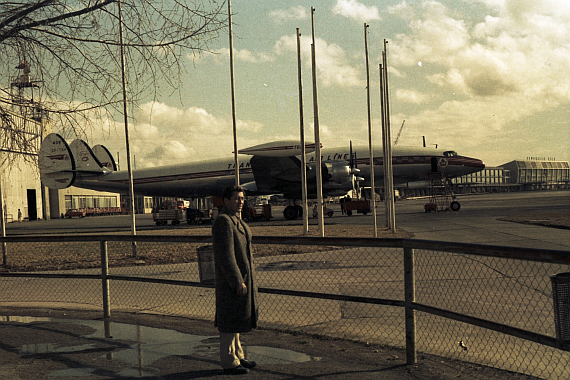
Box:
1;190;568;379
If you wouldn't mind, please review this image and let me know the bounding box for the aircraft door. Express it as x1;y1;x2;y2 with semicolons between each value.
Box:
431;157;438;172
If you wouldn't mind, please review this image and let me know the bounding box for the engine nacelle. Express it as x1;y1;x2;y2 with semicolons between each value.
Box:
322;161;353;195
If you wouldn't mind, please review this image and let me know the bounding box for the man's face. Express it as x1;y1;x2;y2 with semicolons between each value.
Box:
224;191;245;214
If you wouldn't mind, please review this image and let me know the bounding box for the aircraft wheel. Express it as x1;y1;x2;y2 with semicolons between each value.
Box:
347;210;353;216
450;201;461;211
327;211;334;217
283;206;298;220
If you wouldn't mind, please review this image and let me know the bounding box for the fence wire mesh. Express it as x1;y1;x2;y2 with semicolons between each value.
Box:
0;237;569;379
414;249;570;379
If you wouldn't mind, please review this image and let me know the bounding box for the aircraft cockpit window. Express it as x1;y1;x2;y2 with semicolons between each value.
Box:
443;151;458;157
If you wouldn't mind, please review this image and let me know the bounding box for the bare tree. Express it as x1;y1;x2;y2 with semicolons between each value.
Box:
0;0;227;162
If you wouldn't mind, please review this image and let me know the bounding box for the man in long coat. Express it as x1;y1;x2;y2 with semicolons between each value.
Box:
212;185;259;375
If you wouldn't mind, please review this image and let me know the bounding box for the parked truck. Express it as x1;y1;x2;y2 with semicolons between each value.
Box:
153;200;186;226
186;208;213;224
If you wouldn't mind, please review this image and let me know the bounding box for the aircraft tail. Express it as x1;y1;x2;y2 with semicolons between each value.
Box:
92;144;118;171
39;133;110;189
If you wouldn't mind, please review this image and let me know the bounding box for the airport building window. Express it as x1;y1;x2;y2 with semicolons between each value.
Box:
65;195;118;211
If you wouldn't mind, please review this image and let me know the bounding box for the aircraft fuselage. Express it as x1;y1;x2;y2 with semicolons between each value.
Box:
72;145;484;199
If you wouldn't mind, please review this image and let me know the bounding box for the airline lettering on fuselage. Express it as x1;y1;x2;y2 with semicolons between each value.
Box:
227;161;252;170
308;153;351;162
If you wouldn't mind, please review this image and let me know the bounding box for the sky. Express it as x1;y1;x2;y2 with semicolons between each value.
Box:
85;0;569;169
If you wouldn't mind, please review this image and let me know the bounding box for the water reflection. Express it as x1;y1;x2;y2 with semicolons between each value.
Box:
3;316;322;378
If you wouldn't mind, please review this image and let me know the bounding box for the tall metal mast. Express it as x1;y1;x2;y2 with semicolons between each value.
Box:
117;0;137;255
296;28;309;235
228;0;240;185
364;23;377;237
310;7;324;237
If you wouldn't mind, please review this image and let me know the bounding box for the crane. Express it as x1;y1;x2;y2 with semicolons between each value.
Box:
394;120;405;145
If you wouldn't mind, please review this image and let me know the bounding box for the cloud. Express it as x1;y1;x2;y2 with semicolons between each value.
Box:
389;1;570;108
197;47;275;64
332;0;381;23
274;34;363;87
76;102;268;168
269;6;308;23
396;89;431;104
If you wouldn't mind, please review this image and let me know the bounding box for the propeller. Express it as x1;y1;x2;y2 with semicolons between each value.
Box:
349;141;362;198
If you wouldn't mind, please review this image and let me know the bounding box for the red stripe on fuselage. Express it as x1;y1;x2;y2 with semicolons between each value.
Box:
107;168;253;185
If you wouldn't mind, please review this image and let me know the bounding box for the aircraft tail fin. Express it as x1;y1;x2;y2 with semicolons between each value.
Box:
38;133;76;189
92;144;118;171
39;134;110;189
69;139;108;173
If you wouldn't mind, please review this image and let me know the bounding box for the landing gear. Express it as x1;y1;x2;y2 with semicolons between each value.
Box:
450;201;461;211
283;204;305;220
284;205;299;220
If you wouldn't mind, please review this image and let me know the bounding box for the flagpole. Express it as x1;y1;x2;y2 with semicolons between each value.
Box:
364;23;377;237
296;28;309;235
310;7;324;237
118;0;137;256
228;0;240;185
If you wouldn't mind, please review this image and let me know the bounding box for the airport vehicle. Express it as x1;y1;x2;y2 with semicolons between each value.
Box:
152;200;185;226
313;203;334;218
38;134;485;220
64;208;85;218
243;204;272;222
425;171;461;212
343;199;371;216
186;208;213;224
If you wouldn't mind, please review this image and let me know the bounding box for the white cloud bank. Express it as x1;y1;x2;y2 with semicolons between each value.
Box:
332;0;381;23
269;6;308;23
386;0;570;162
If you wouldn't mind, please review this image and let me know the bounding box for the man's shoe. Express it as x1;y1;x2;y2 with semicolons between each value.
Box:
240;359;257;369
223;365;249;375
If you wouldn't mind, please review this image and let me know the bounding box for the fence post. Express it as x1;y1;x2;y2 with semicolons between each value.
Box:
101;240;111;319
404;247;417;364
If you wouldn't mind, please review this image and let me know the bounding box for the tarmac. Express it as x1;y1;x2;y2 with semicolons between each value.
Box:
0;191;567;379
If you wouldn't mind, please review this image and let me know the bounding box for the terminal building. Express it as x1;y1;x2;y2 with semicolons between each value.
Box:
399;160;569;198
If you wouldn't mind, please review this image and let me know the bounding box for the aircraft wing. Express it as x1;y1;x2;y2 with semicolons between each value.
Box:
241;142;355;199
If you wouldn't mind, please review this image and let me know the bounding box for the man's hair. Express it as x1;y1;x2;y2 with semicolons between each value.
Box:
222;185;246;200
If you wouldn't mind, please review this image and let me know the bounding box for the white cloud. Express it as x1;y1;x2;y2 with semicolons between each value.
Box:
197;47;275;64
396;89;431;104
384;0;570;163
274;34;363;87
269;6;308;23
78;102;268;168
332;0;381;23
390;1;570;102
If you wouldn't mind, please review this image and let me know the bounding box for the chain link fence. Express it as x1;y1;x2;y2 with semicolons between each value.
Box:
1;235;569;379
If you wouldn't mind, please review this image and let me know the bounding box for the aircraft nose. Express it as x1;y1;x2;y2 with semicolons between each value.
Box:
474;159;485;169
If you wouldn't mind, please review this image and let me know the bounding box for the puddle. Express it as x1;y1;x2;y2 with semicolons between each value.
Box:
2;316;322;377
248;346;321;364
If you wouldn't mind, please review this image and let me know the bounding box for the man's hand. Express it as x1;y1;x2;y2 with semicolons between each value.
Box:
237;283;247;296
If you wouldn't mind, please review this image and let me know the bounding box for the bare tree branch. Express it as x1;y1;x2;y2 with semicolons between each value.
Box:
0;0;228;164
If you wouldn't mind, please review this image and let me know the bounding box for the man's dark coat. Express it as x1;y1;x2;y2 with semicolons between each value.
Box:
212;207;259;333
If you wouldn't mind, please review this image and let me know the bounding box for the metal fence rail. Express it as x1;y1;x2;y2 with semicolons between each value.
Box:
1;234;569;379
